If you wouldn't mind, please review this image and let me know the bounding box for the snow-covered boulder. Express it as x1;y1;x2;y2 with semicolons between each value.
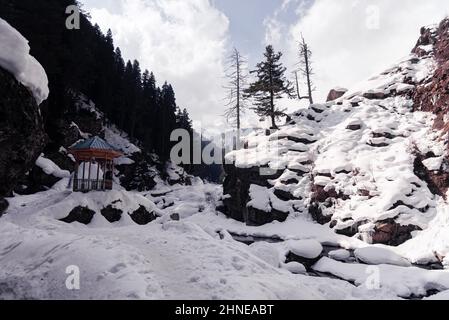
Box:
354;247;411;267
286;240;324;270
288;240;323;259
55;190;159;226
329;249;352;262
282;262;307;275
249;242;282;268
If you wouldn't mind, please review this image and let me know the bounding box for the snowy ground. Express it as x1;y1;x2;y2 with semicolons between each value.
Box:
0;181;385;300
1;176;449;300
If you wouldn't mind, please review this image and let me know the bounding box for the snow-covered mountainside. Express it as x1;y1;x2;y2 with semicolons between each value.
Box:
222;19;449;267
3;17;449;301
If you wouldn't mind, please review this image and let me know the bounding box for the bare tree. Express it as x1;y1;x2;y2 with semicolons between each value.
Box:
224;48;248;145
297;34;315;105
293;70;310;101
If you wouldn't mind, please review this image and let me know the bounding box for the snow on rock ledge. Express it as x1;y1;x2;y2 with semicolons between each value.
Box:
0;18;49;105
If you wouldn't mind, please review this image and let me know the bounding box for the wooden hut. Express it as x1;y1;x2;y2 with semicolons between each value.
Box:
69;136;122;192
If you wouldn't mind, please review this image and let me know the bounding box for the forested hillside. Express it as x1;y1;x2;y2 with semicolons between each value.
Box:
0;0;193;162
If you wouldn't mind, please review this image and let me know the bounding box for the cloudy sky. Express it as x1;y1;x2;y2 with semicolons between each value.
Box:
80;0;449;130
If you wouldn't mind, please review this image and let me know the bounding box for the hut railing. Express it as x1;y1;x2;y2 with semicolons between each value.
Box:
73;179;113;192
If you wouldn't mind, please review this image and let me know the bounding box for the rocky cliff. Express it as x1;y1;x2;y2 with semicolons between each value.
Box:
0;66;46;215
222;18;449;247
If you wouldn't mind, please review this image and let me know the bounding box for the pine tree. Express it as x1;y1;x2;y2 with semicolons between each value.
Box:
245;45;294;129
129;60;142;138
177;108;193;131
157;83;177;161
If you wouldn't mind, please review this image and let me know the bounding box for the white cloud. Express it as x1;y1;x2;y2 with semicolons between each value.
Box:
82;0;230;127
266;0;449;104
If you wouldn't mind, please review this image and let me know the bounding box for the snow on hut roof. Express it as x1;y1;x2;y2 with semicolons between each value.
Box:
72;136;117;151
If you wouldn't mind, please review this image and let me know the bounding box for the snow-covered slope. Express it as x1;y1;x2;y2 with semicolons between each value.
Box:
223;20;449;269
0;18;49;105
0;179;388;300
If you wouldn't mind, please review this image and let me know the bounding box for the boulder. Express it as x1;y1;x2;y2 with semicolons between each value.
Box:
0;197;8;217
246;206;289;226
328;249;351;262
0;67;46;197
222;164;285;225
101;205;123;223
326;88;347;102
354;247;411;267
61;206;95;225
363;91;388;100
285;240;323;270
129;205;157;225
371;219;421;246
282;262;307;274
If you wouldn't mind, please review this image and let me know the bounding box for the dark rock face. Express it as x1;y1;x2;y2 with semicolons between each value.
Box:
222;164;286;225
101;205;122;223
333;219;369;238
309;203;331;225
326;88;347;102
69;108;103;139
413;19;449;134
363;91;388;100
246;206;288;227
371;219;422;246
413;152;449;198
285;252;321;270
0;67;46;197
129;205;156;225
0;198;8;217
26;165;61;194
61;206;95;225
308;184;350;225
47;118;81;150
412;26;438;57
346;124;361;131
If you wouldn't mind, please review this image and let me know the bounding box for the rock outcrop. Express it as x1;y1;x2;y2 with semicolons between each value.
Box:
413;19;449;131
326;88;347;102
129;205;157;225
0;67;46;198
222;19;449;245
0;197;8;217
222;164;286;226
61;206;96;225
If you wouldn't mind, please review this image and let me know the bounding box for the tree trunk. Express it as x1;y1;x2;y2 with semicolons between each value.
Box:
236;54;240;131
304;44;314;105
269;59;276;129
295;71;301;100
236;53;241;148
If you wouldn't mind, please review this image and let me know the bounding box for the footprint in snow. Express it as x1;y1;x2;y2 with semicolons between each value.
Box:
108;263;127;274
